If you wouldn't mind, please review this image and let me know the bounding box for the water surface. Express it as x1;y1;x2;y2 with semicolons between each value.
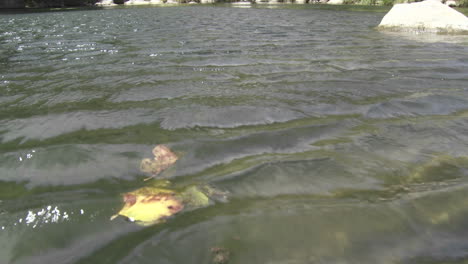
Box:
1;5;468;264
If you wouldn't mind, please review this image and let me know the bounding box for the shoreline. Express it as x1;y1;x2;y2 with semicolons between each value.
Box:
0;4;393;14
95;0;465;7
1;0;467;13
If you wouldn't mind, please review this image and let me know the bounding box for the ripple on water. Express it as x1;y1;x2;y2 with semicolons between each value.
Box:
171;120;353;179
215;158;382;198
1;109;161;142
0;144;152;186
0;195;138;264
366;94;468;119
160;106;306;130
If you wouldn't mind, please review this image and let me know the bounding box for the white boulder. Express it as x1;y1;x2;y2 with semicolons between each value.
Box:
378;0;468;33
327;0;343;4
200;0;214;3
445;0;457;6
295;0;307;3
96;0;117;6
124;0;150;5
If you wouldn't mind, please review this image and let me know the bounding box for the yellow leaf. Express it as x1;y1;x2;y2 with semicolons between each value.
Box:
116;187;184;225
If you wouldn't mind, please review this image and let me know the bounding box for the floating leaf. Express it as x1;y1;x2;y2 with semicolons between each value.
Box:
152;145;178;164
113;186;184;225
140;145;178;179
180;186;210;207
112;184;227;225
200;185;229;203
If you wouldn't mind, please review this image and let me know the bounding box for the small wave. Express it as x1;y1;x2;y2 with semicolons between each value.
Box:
215;159;382;198
160;106;305;130
0;144;147;186
366;95;468;119
1;109;161;142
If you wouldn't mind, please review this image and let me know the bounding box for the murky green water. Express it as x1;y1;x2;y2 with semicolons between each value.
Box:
1;4;468;264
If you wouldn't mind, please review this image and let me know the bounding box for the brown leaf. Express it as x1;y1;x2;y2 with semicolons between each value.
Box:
139;145;178;178
152;145;178;165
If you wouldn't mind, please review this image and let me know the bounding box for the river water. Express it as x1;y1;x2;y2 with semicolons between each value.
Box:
1;4;468;264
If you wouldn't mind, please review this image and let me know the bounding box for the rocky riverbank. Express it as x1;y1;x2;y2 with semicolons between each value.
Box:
96;0;466;6
19;0;466;8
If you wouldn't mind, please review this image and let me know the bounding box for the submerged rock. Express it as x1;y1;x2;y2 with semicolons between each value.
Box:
377;0;468;33
408;155;468;183
211;247;231;264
